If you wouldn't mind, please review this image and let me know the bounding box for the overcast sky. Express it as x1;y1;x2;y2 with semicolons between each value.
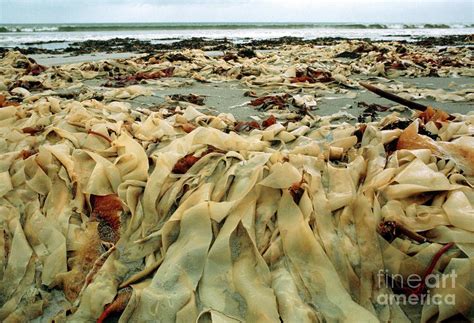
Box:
1;0;472;24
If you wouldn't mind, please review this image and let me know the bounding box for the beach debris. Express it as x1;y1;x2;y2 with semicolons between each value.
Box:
22;125;44;135
103;67;175;87
261;115;276;128
119;257;164;288
396;121;439;152
104;85;153;99
399;243;455;297
147;55;172;65
97;287;132;323
19;148;38;159
243;90;258;98
222;52;239;62
55;224;105;302
9;79;45;91
87;130;113;143
10;86;31;98
290;67;334;83
234;120;261;131
335;51;361;59
91;194;122;244
378;220;428;243
237;48;257;58
234;114;278;132
222;48;256;61
249;93;290;110
172;146;224;174
358;101;390;112
172;153;202;174
394;121;474;176
164;52;192;62
168;93;205;105
357;101;391;122
360;82;429;111
292;94;317;110
26;63;47;76
177;122;196;133
0;94;20;107
288;174;306;204
418;105;450;124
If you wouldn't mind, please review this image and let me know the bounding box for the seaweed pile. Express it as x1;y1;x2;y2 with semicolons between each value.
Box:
0;48;473;322
3;34;473;56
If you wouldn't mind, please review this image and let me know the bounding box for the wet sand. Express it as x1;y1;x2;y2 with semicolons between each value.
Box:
29;48;473;122
28;51;473;122
30;52;141;66
126;76;473;120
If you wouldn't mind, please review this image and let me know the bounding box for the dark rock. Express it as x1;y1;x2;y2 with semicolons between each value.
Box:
237;48;257;58
335;51;361;59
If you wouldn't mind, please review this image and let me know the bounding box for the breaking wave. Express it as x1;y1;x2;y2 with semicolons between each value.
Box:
0;23;472;33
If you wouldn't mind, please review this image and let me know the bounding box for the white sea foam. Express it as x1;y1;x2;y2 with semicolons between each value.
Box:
0;23;472;48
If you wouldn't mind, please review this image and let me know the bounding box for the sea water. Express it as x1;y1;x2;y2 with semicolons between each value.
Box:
0;22;473;49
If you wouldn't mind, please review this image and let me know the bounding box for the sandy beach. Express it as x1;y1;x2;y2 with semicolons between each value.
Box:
25;40;474;121
0;36;473;322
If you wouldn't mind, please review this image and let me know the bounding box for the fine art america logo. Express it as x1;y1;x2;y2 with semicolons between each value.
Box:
376;269;457;306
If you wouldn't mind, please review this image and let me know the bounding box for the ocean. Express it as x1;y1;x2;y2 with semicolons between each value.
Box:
1;23;473;49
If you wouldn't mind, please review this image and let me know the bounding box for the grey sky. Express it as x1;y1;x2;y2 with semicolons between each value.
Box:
1;0;472;24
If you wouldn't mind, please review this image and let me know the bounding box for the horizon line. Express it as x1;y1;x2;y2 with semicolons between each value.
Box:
1;21;471;25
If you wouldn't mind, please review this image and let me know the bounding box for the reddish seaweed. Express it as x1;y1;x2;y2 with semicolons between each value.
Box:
261;115;276;128
103;67;175;87
172;154;201;174
97;287;132;323
26;63;47;76
22;126;44;135
290;67;333;83
250;94;289;111
0;95;20;108
91;194;123;243
403;243;455;296
172;146;225;174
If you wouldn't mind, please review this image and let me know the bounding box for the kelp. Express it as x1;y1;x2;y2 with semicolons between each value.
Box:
250;94;290;111
168;93;205;105
234;115;277;132
290;67;334;83
0;49;473;323
102;67;175;87
0;95;20;108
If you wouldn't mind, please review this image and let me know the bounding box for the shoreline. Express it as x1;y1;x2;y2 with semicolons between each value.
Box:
1;37;473;119
1;34;473;56
22;49;474;118
2;38;471;120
